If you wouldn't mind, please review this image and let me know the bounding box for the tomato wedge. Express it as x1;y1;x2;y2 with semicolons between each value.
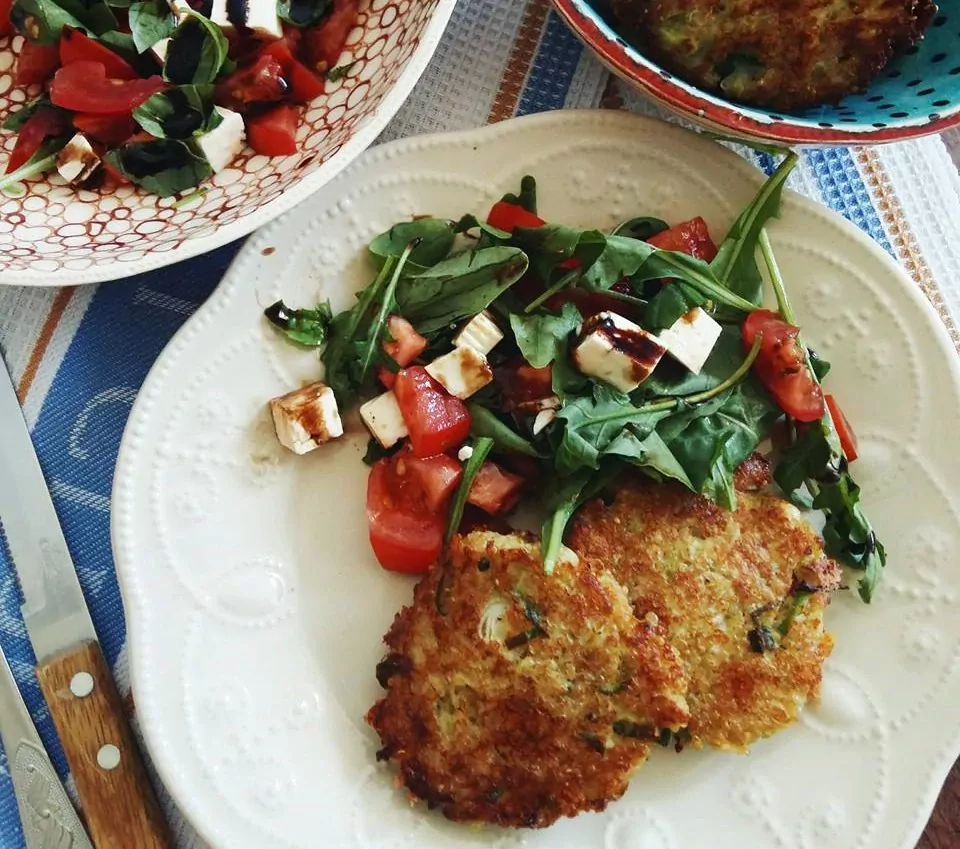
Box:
486;200;545;233
16;41;60;87
302;0;359;71
825;394;859;462
379;315;428;388
261;38;326;103
60;28;137;80
71;111;137;145
394;366;472;457
215;54;287;111
401;452;462;512
742;309;825;422
647;216;718;262
4;107;67;173
467;461;524;515
245;103;298;156
50;61;165;113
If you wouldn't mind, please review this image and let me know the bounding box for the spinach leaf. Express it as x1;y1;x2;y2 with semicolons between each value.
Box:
551;346;589;398
368;218;455;269
453;213;512;246
10;0;86;43
396;247;529;335
164;12;229;85
611;216;668;240
509;303;581;369
468;404;542;457
133;85;221;139
1;96;63;132
278;0;331;28
263;299;333;347
445;437;494;542
104;138;211;197
644;281;707;330
643;326;743;397
129;0;175;52
602;428;692;487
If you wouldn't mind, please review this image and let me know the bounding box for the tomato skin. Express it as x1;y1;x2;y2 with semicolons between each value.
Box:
401;452;462;512
486;200;545;233
71;111;137;145
216;54;288;111
379;315;427;388
60;28;137;79
303;0;359;71
496;361;555;413
245;103;298;156
742;309;825;422
261;38;325;102
825;395;858;462
0;0;14;36
5;107;67;173
50;62;165;113
16;41;60;87
647;216;718;262
394;366;472;457
467;462;525;515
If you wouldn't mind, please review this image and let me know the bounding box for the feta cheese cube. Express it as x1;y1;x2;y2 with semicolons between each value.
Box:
270;381;343;454
195;107;245;173
425;346;493;400
360;391;408;448
657;307;722;374
209;0;283;39
454;311;503;356
56;134;100;185
572;311;666;393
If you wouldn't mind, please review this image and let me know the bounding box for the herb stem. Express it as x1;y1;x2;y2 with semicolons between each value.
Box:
359;239;418;382
524;268;579;314
759;228;796;324
445;437;494;542
0;152;59;196
655;252;758;312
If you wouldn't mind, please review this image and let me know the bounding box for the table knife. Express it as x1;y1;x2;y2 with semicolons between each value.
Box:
0;356;171;849
0;644;94;849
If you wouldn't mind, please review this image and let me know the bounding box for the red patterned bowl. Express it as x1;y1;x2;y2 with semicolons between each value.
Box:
0;0;454;285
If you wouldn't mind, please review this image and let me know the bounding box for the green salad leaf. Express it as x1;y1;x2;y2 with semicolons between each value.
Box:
129;0;175;52
278;0;332;28
133;85;222;139
509;302;582;369
468;405;542;457
164;12;230;85
104;139;211;197
369;218;456;269
264;300;333;347
9;0;87;43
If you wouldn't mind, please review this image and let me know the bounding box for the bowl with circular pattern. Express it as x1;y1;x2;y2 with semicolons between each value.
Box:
550;0;960;146
0;0;455;286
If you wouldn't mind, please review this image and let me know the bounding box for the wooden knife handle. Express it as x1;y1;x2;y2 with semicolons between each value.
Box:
36;640;171;849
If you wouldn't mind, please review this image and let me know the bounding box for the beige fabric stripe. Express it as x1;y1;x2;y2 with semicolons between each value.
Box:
17;288;75;403
486;0;551;124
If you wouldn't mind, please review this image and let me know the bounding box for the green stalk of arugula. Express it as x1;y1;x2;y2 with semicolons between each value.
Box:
445;437;494;542
524;268;579;314
0;142;64;196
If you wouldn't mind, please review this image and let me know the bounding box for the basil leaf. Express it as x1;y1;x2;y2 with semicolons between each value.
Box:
278;0;332;28
264;299;333;347
1;96;62;132
10;0;87;43
104;139;211;197
129;0;175;52
612;216;669;240
133;85;222;139
509;303;582;369
368;218;455;269
467;404;542;458
97;30;161;74
397;247;529;335
164;13;229;85
55;0;116;33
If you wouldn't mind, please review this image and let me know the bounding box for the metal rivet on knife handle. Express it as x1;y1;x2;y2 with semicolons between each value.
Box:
69;672;94;698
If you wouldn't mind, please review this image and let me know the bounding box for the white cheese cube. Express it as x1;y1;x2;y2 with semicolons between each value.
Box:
195;107;245;173
454;311;503;356
360;391;408;449
572;311;666;393
56;134;100;185
425;346;493;400
532;408;556;436
657;307;722;374
270;381;343;454
209;0;283;39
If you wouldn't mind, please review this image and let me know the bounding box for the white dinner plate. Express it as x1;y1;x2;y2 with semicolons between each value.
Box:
112;111;960;849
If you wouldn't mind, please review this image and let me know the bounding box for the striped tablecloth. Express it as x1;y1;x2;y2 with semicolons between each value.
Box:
1;1;959;846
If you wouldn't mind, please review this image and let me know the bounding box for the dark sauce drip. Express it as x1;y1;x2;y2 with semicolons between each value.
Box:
595;315;665;368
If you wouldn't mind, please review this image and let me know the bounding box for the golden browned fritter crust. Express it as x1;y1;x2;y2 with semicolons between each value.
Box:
366;531;689;828
612;0;937;111
569;476;842;752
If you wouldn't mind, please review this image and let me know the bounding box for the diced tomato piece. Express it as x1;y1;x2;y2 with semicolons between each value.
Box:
742;309;825;422
368;509;444;574
16;41;60;87
216;54;288;111
261;38;325;103
496;361;555;412
60;28;137;80
245;103;298;156
50;62;165;113
400;452;462;512
302;0;359;72
378;315;427;388
467;461;525;515
1;0;14;36
825;394;858;462
71;111;137;145
647;216;718;262
486;200;545;233
394;366;472;457
4;107;67;173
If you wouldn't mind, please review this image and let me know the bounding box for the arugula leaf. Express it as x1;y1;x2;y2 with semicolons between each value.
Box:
164;12;229;85
396;247;529;335
10;0;87;43
0;136;68;197
468;404;541;457
509;303;582;369
602;428;692;487
612;216;669;240
278;0;332;28
358;242;417;383
264;300;333;347
129;0;175;52
445;437;494;542
551;346;589;398
104;139;211;197
1;97;63;132
644;281;707;330
133;85;221;139
368;218;455;269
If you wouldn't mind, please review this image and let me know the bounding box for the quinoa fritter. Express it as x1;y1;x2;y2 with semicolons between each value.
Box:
366;531;689;828
611;0;937;111
569;474;843;752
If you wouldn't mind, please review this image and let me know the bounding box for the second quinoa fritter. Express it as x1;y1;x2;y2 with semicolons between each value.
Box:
610;0;937;111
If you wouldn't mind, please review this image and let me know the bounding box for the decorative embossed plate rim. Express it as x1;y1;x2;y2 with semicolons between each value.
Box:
112;111;960;849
